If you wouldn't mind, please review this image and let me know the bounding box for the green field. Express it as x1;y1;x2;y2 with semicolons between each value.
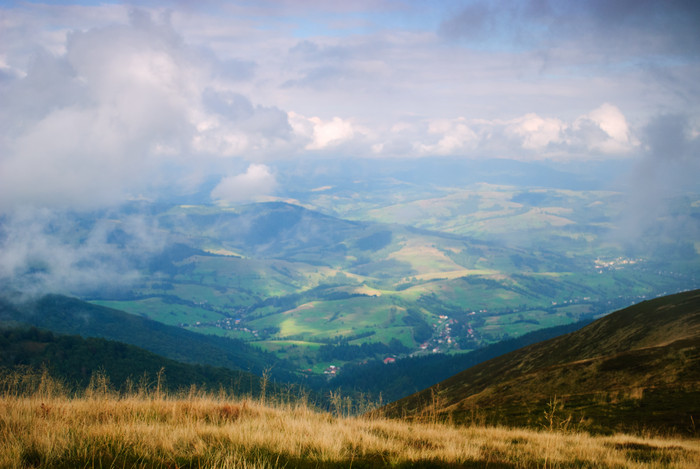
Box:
84;187;699;373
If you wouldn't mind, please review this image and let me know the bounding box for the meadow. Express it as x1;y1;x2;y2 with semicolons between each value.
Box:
1;370;698;468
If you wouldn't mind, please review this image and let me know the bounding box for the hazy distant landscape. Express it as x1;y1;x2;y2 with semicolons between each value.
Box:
1;0;699;467
38;165;700;378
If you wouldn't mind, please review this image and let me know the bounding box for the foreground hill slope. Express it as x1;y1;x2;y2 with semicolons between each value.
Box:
383;290;700;435
4;393;700;468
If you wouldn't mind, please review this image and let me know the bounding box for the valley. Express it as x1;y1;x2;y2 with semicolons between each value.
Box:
71;176;698;376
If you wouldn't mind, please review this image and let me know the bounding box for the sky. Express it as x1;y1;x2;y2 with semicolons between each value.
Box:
0;0;698;210
0;0;699;296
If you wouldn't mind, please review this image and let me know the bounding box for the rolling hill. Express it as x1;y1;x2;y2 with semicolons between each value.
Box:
382;289;700;435
4;195;697;375
0;326;272;397
0;293;297;382
78;200;698;372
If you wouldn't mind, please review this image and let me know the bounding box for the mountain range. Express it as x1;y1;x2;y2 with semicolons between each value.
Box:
59;199;698;373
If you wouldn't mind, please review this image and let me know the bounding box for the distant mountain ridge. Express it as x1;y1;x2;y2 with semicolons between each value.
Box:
382;290;700;435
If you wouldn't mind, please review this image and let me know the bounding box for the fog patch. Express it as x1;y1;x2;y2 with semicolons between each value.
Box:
614;113;700;250
0;208;166;298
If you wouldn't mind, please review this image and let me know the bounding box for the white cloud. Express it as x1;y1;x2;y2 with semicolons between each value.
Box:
573;103;635;154
288;111;356;150
210;164;277;204
0;8;296;211
0;0;696;210
0;208;165;296
415;118;479;155
506;114;567;150
0;12;197;210
386;106;635;159
308;116;355;149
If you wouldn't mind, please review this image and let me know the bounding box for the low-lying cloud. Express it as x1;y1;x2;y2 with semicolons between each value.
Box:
615;113;700;244
211;164;278;204
0;208;166;297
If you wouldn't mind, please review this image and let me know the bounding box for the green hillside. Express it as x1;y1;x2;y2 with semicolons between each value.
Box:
74;200;699;372
0;294;296;382
331;319;593;402
382;290;700;435
0;326;270;397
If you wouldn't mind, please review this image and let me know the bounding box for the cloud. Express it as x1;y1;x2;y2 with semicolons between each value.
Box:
0;208;166;297
288;112;357;150
376;104;636;159
0;1;697;197
210;164;278;204
615;113;700;243
572;103;634;154
414;118;479;155
0;11;195;210
440;0;700;59
0;8;295;212
506;114;566;150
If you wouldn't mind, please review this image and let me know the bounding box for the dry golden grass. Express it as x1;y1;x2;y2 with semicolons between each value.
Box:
2;395;699;468
0;370;698;468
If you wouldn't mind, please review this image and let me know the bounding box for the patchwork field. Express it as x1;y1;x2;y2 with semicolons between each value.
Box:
78;186;699;372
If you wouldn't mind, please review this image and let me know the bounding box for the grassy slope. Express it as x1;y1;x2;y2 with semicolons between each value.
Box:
383;290;700;435
2;392;698;468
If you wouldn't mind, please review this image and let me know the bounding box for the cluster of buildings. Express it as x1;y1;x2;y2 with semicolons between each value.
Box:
419;314;459;354
594;257;641;273
180;317;260;337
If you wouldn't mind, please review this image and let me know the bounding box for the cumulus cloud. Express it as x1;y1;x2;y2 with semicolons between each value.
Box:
0;8;295;212
194;88;292;157
288;111;357;150
572;103;634;154
506;114;566;150
210;164;278;204
378;104;636;159
414;118;479;155
2;2;695;177
0;1;697;195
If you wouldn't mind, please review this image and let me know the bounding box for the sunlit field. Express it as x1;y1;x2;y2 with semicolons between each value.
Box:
1;371;698;468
